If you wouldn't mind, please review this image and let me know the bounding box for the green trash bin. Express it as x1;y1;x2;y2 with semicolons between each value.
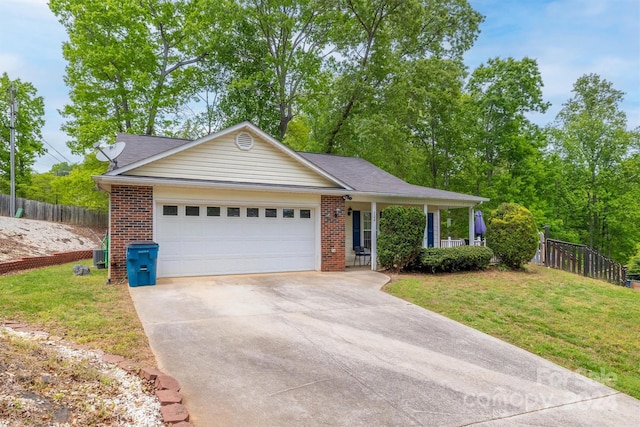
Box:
126;241;159;287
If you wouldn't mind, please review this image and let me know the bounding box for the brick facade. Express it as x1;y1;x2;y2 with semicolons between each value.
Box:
109;185;154;282
320;195;346;272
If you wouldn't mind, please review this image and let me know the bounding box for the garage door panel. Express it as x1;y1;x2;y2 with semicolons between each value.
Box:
157;240;314;258
159;252;315;277
156;204;317;277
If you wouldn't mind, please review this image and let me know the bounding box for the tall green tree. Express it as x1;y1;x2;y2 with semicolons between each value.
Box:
49;0;223;152
548;74;639;261
403;58;467;189
0;73;45;195
319;0;483;153
463;57;549;202
217;0;336;139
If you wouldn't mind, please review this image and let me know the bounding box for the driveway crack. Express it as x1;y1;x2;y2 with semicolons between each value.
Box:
278;314;426;426
267;378;335;397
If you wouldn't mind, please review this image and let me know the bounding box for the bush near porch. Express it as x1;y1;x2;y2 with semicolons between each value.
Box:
414;246;494;273
377;206;425;271
486;203;538;270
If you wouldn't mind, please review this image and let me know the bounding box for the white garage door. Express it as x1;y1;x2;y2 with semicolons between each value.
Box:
155;203;316;277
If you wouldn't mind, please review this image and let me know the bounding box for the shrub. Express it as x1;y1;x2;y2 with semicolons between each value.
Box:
627;243;640;280
485;203;538;270
377;206;426;271
416;246;494;273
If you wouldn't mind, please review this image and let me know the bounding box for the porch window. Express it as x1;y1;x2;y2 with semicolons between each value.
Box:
363;212;372;249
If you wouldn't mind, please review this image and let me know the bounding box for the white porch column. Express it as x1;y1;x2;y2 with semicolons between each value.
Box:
371;201;377;270
435;209;441;248
469;207;475;245
422;204;429;248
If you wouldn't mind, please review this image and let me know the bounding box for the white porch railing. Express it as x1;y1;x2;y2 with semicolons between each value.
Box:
440;238;466;248
440;237;486;248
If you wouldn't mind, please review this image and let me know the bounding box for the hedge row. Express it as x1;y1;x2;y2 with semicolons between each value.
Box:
412;246;494;273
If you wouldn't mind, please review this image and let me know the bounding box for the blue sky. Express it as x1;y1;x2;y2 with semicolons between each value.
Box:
0;0;638;172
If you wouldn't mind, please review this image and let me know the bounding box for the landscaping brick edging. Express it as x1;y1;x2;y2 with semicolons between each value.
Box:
0;250;93;275
1;321;193;426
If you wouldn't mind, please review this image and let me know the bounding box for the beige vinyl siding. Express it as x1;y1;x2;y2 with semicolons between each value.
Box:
153;187;320;205
126;131;338;188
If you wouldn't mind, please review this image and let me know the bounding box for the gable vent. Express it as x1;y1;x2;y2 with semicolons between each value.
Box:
235;132;254;151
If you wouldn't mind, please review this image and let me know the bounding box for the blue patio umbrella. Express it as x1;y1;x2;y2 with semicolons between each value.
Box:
474;211;486;236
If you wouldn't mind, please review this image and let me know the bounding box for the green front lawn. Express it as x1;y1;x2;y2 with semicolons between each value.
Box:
385;265;640;399
0;261;153;364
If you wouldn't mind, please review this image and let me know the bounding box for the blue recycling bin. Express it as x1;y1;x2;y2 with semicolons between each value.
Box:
126;241;159;287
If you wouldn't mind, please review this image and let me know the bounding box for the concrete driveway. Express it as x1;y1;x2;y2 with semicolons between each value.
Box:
130;271;639;426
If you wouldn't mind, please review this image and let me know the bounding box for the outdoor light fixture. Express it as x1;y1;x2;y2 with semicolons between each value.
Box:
342;195;352;200
348;207;353;216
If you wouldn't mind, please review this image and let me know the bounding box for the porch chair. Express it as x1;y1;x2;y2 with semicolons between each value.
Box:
353;246;371;266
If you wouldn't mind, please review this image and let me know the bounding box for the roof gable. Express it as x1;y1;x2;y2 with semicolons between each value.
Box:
109;122;348;189
96;122;487;205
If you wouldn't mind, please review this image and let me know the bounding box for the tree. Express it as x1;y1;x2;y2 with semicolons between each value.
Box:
548;74;639;260
486;203;538;270
319;0;483;153
0;73;45;195
53;155;109;212
218;0;336;139
464;57;549;201
49;0;223;152
402;58;467;189
25;157;109;212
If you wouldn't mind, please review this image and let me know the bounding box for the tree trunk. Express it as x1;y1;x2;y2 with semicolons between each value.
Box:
326;96;355;153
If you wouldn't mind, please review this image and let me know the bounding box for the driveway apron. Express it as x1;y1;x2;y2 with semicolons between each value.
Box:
129;270;640;426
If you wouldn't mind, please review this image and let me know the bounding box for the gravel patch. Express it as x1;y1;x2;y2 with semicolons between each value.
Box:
0;216;106;262
0;326;164;426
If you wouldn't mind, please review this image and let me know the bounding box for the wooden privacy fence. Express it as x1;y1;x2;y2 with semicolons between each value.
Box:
545;238;627;286
0;195;107;227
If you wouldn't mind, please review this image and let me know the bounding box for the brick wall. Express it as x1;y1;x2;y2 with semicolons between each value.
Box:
320;195;345;272
109;185;154;282
0;250;93;275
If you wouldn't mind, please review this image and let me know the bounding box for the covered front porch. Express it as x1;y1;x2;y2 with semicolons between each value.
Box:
343;197;485;270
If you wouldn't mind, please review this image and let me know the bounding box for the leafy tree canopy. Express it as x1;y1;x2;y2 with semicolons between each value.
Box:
0;73;45;195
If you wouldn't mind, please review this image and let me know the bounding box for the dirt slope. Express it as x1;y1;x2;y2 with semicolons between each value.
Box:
0;216;106;262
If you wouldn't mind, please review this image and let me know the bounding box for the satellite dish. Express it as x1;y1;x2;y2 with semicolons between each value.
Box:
95;141;126;166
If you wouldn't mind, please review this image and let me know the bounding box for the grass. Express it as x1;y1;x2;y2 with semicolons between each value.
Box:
385;264;640;400
0;260;154;364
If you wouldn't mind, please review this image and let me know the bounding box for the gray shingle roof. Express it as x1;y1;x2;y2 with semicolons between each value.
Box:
112;133;190;169
108;133;487;203
298;152;487;202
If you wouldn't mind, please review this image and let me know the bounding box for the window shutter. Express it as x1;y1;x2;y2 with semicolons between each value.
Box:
352;211;361;249
427;213;434;247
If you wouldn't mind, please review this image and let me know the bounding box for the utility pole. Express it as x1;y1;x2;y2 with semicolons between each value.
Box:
9;82;16;218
